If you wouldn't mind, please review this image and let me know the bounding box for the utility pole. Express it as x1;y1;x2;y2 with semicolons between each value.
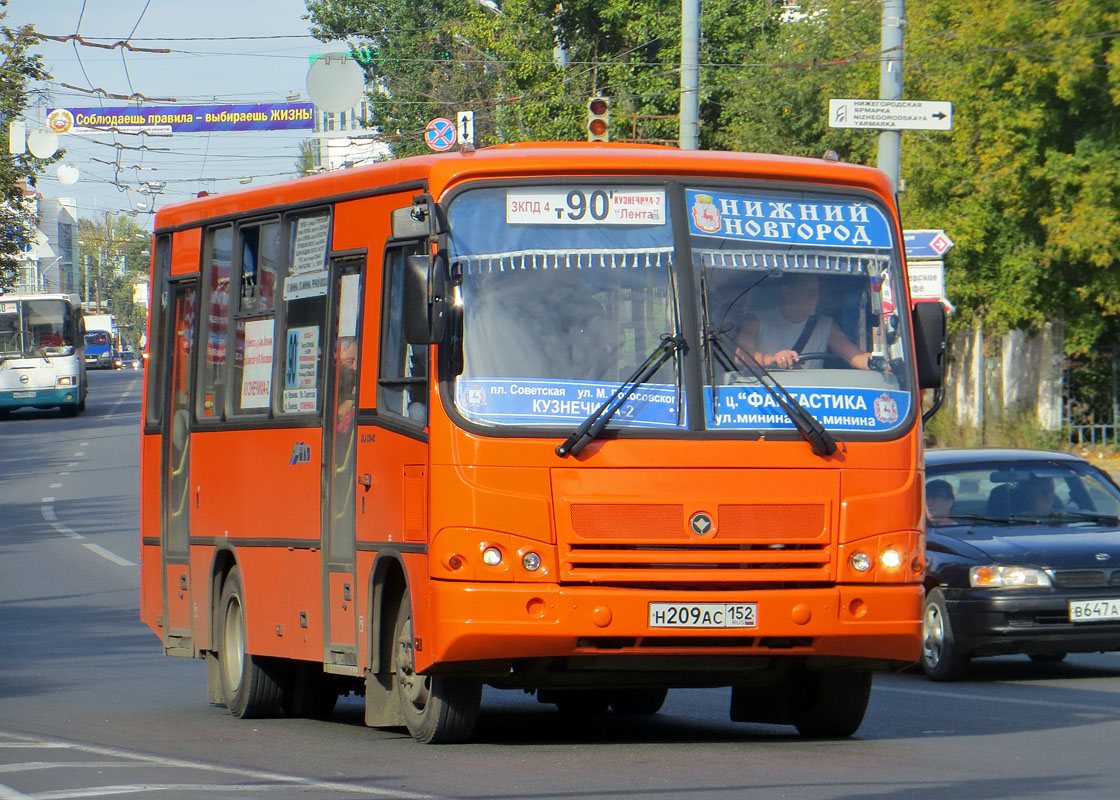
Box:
878;0;904;193
679;0;699;150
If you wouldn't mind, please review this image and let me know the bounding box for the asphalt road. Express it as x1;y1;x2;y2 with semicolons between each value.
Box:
3;369;1120;799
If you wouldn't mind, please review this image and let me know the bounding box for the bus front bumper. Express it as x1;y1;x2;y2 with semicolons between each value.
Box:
425;581;922;669
0;387;78;409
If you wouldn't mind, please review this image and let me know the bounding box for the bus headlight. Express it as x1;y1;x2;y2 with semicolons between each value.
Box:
57;376;75;386
482;546;503;566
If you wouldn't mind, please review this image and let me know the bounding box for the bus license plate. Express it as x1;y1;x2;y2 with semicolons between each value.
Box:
1069;598;1120;622
12;391;35;398
648;602;756;628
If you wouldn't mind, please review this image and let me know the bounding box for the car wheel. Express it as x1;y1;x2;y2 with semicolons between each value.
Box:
921;588;969;681
1029;652;1067;663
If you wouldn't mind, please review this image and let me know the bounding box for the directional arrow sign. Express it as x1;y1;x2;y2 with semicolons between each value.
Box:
828;99;952;131
904;229;955;258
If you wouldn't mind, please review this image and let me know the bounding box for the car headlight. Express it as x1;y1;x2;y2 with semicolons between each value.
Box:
970;565;1052;588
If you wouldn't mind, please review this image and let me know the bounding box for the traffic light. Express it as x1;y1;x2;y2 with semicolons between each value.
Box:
587;96;609;142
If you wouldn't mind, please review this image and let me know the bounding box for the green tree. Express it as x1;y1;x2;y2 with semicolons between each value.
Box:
0;0;56;291
78;213;150;348
296;138;320;176
306;0;776;154
902;0;1120;353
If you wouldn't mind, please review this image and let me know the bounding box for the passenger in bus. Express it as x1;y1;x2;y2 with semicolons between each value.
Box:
925;479;955;525
734;273;876;370
335;337;359;433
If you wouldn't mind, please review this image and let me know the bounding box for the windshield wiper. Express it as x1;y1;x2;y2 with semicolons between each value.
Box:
706;329;837;457
949;513;1015;525
556;334;686;458
1008;510;1120;525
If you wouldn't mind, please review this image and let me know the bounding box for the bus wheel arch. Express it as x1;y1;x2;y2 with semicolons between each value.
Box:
391;591;481;743
363;554;408;728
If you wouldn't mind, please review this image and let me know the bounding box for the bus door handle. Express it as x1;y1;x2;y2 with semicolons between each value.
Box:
358;473;372;490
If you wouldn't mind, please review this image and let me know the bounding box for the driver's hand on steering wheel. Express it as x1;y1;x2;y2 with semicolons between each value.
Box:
769;349;800;369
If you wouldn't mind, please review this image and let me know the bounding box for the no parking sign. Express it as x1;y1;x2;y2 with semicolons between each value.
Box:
424;118;457;151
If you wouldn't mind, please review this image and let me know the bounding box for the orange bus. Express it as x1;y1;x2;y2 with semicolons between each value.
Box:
140;143;946;743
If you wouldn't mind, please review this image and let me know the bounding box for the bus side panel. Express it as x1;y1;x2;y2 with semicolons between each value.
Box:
190;427;321;658
233;546;290;658
170;228;201;275
286;548;323;662
139;432;163;635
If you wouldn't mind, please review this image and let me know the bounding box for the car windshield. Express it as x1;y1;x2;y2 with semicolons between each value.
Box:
926;459;1120;527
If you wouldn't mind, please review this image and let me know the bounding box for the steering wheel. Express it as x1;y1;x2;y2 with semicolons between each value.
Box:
790;351;851;369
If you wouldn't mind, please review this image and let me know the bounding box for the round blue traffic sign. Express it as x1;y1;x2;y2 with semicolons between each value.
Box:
425;117;458;151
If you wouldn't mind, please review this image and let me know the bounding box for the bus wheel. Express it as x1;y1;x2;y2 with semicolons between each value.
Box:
217;566;283;719
393;596;480;743
792;670;872;738
609;688;668;715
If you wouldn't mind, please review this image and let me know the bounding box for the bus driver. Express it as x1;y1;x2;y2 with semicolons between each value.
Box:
734;273;877;371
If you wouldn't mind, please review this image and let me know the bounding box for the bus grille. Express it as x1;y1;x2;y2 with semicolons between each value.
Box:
561;502;833;585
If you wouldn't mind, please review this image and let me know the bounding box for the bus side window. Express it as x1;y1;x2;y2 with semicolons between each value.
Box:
196;225;233;421
379;243;428;425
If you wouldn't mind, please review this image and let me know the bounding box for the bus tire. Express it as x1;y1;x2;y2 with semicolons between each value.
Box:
609;688;668;715
217;566;284;719
792;670;872;739
393;596;480;743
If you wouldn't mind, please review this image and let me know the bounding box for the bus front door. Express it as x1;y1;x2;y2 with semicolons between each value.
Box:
161;282;197;656
322;259;363;673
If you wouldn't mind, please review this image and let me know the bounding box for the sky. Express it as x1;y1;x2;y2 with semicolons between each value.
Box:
7;0;346;230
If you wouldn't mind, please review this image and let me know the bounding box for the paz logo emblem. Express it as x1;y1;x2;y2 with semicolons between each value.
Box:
1095;553;1112;561
689;512;713;536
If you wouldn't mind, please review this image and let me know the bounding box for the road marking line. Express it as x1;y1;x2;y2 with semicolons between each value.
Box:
0;732;435;799
877;683;1120;714
81;542;135;567
0;782;35;799
40;502;136;566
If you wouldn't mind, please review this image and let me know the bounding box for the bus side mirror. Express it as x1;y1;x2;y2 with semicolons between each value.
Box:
404;253;449;345
911;301;946;390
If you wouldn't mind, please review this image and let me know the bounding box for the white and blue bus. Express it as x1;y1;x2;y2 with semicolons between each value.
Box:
0;293;87;417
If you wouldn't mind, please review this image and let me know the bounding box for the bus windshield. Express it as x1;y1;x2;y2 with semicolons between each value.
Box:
0;298;76;359
446;182;914;437
448;185;682;430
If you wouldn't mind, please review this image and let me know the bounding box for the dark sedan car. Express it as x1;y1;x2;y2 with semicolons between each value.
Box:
921;448;1120;680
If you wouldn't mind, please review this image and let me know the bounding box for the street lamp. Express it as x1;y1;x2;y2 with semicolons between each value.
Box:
38;256;63;293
